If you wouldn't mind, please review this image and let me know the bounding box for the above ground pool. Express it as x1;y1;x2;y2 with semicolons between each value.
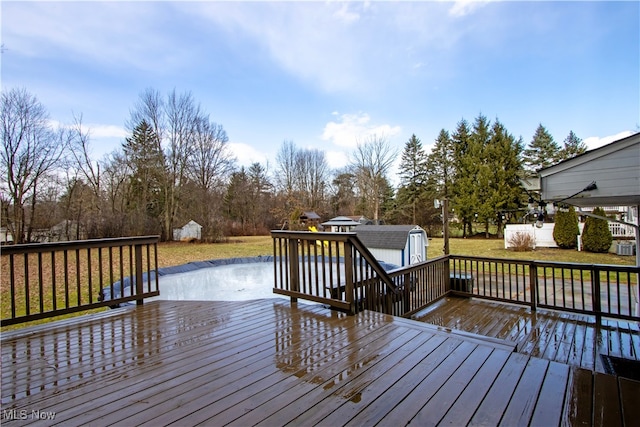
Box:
100;255;400;306
150;257;281;301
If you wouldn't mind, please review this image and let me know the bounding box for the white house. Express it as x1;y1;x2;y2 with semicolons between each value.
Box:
355;224;428;267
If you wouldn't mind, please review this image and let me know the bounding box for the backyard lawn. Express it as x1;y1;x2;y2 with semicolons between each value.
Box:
156;235;636;267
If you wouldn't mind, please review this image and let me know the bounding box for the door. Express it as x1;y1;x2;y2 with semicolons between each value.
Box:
409;232;423;264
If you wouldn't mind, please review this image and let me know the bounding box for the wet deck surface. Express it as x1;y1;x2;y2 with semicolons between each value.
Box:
413;296;640;373
2;299;639;426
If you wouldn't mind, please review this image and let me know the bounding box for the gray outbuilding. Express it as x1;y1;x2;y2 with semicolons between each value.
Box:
355;224;428;267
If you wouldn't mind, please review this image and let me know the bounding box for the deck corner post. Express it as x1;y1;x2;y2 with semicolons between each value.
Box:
529;261;537;311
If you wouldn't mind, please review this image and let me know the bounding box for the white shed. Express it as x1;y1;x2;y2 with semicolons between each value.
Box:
355;224;428;267
173;220;202;241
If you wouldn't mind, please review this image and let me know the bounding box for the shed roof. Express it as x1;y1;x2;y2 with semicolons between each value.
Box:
301;211;321;220
355;224;425;250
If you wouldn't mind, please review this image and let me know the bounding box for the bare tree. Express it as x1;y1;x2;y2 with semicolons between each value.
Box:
1;88;69;243
189;116;235;190
349;135;397;222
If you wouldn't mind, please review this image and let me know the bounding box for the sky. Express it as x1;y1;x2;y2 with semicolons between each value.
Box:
2;0;638;178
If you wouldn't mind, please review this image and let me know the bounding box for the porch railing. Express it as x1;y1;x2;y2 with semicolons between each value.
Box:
273;231;639;321
450;255;639;321
271;231;450;316
1;236;160;326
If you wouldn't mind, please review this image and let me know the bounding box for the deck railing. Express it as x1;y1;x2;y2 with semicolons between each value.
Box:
272;231;639;321
1;236;160;326
450;255;639;321
271;231;450;316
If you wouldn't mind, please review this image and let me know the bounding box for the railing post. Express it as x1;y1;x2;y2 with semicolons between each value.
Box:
445;256;451;293
344;240;355;315
592;265;601;320
529;261;537;312
135;243;144;306
403;272;411;314
288;238;299;303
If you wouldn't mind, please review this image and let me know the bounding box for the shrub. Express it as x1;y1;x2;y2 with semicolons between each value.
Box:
553;205;579;249
581;207;613;253
508;231;535;252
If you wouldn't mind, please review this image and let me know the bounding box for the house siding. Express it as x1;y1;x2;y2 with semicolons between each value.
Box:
540;137;640;206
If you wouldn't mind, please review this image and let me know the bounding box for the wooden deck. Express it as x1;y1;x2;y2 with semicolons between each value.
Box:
413;296;640;374
1;299;639;426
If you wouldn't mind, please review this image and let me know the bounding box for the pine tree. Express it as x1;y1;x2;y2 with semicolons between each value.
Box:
558;130;587;161
523;124;560;172
582;207;613;253
485;120;525;238
425;129;454;198
122;120;165;234
553;205;579;248
396;134;428;224
470;114;493;237
450;119;476;237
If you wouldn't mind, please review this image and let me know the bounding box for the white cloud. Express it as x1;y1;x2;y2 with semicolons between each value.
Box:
321;112;402;148
447;0;492;18
583;131;634;150
88;124;128;140
228;142;270;168
325;150;349;170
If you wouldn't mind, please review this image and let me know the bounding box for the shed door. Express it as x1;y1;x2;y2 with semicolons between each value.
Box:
409;233;423;263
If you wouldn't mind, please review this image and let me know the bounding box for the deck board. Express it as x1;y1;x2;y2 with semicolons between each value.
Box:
413;296;640;372
2;299;639;426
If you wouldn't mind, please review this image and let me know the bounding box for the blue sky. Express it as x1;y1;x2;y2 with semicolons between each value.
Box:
2;1;638;175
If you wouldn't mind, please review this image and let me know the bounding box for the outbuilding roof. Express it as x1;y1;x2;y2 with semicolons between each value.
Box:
355;224;425;250
321;216;362;227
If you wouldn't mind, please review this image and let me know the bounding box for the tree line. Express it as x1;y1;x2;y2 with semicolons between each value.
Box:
1;87;586;244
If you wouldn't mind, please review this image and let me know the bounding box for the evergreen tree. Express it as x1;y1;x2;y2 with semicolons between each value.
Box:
485;120;525;238
396;134;428;224
122;120;165;234
523;124;560;172
223;168;251;234
425;129;454;198
470;114;493;237
558;130;587;161
450;119;476;237
553;205;579;248
582;207;613;253
329;170;356;216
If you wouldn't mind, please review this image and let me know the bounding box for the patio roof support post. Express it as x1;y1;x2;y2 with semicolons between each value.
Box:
134;243;144;306
529;261;537;312
288;238;299;303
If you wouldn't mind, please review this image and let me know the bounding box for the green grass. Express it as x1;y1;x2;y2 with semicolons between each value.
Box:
427;237;636;266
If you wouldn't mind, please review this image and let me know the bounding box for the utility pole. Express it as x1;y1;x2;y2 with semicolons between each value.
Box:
435;198;450;255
